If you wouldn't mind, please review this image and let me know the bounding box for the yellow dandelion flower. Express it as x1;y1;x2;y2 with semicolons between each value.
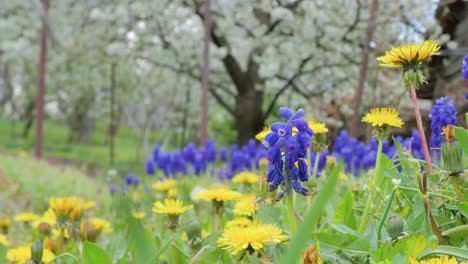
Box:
83;200;96;210
152;179;177;192
133;211;146;220
258;158;269;167
302;244;322;264
409;256;468;264
202;229;210;238
14;212;39;223
339;171;348;182
442;125;455;143
168;189;177;198
7;245;55;264
181;232;189;241
377;40;441;68
48;197;84;221
33;209;56;229
218;222;288;255
194;186;242;202
152;199;193;216
52;227;69;239
326;156;336;166
43;237;56;252
362;108;404;128
232;172;259;184
233;195;258;217
90;218;113;234
307;119;328;134
0;234;10;247
225;217;253;229
0;217;11;229
255;127;271;141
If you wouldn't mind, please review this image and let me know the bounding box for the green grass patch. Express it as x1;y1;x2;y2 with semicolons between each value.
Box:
0;153;111;213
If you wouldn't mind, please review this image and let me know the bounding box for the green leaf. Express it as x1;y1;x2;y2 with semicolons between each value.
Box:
82;241;112;264
418;245;468;261
106;233;127;264
459;202;468;218
332;191;357;230
454;127;468;155
370;233;426;262
257;204;282;225
281;163;342;263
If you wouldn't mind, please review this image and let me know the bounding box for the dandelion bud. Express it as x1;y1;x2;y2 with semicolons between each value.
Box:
302;244;321;264
441;126;463;175
274;191;285;201
428;235;438;250
80;220;97;242
38;222;51;235
31;239;43;264
386;215;404;239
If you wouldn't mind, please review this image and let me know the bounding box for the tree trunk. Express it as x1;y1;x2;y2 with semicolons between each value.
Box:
235;88;264;145
22;100;36;138
109;62;117;165
34;0;49;159
200;0;211;146
350;0;378;137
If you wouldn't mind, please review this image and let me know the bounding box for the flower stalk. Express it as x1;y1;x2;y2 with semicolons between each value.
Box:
409;85;434;175
285;167;297;235
359;138;383;232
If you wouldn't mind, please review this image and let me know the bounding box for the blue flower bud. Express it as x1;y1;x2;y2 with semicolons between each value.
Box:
275;191;285;201
294;118;309;131
267;169;277;182
279;107;294;119
267;146;281;163
290;166;299;181
263;132;280;148
125;173;133;185
298;159;308;177
285;152;296;169
145;158;155;175
133;176;140;186
292;181;302;193
294;109;305;118
300;187;311;196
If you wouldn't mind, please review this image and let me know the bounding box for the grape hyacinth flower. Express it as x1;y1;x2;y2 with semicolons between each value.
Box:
462;53;468;99
145;158;155;175
429;96;457;149
219;146;228;161
262;107;313;234
125;173;133;185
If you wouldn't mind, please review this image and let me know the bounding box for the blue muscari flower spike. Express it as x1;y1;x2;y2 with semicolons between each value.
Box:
145;158;155;175
110;185;117;195
152;144;160;162
133;176;140;186
219;146;228;161
429;96;457;148
462;53;468;88
125;173;133;185
262;107;312;196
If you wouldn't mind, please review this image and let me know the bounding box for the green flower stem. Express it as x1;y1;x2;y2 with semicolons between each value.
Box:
409;86;434;175
441;224;468;237
396;186;455;200
359;139;383;233
311;151;321;179
451;177;465;202
377;188;396;241
285;166;297;235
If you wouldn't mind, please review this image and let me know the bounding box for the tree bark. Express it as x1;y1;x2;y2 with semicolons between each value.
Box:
109;62;117;165
34;0;49;159
236;88;264;145
200;0;211;146
350;0;378;137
